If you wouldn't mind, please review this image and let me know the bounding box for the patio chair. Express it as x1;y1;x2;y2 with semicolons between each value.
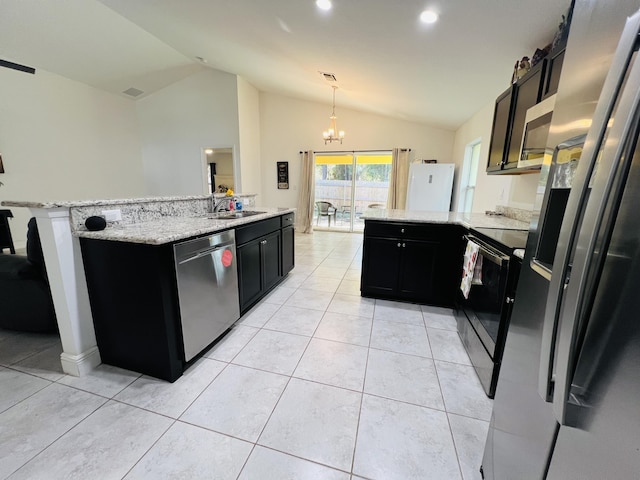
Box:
315;201;337;227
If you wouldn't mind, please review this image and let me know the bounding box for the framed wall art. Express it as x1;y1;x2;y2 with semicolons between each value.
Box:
277;161;289;189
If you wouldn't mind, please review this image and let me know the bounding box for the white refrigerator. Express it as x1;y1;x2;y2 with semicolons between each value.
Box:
405;163;455;212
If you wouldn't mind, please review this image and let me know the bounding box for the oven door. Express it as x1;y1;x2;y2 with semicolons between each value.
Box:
460;235;511;357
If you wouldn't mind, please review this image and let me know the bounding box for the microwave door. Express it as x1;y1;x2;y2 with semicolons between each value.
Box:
518;94;557;169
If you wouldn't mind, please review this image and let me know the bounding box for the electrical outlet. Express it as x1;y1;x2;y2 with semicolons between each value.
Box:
102;209;122;222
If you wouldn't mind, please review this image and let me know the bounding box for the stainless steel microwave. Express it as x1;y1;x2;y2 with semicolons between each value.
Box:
517;94;557;169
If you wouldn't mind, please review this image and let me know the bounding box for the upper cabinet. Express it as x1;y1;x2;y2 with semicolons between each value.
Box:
486;42;566;174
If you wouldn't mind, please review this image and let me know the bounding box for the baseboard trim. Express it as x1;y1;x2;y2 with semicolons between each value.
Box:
60;346;102;377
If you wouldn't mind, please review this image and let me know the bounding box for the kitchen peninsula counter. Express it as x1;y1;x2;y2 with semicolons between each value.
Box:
360;209;529;230
3;194;293;245
359;209;529;307
0;193;287;379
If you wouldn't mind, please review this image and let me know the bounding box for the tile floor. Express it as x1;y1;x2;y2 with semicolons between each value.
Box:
0;231;491;480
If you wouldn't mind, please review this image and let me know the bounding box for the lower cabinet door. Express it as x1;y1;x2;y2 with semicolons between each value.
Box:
361;237;402;297
398;239;438;302
238;240;262;311
281;225;295;275
261;230;282;292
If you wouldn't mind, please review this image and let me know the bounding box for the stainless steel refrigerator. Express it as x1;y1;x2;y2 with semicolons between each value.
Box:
482;1;640;478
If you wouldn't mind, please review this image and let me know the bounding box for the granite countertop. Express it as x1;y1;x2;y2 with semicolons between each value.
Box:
1;193;257;209
75;207;295;245
360;209;529;230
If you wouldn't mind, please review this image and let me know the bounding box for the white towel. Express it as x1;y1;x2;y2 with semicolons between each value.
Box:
460;240;482;299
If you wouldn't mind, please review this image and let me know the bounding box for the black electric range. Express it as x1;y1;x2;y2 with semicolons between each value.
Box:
471;227;528;254
456;226;529;398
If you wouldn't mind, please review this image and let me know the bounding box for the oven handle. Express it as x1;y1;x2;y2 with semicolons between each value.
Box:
464;235;510;267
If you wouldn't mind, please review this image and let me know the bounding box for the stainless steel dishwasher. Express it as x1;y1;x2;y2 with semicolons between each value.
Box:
174;230;240;361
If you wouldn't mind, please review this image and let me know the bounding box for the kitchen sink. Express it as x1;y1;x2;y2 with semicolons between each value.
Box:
207;211;266;220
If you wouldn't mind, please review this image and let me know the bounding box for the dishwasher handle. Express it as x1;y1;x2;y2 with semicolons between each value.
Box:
177;241;235;265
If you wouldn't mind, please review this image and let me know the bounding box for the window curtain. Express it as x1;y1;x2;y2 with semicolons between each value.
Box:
386;148;410;209
296;150;315;234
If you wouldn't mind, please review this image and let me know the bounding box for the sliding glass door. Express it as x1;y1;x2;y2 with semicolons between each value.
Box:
314;151;391;232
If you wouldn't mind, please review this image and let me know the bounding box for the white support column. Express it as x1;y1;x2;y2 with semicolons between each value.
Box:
31;207;101;376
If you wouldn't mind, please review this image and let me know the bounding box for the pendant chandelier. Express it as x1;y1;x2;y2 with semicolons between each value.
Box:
322;86;345;144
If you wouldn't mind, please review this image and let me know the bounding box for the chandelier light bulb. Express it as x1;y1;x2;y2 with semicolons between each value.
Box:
322;86;344;144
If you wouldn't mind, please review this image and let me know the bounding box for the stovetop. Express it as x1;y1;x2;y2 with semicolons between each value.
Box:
472;227;528;252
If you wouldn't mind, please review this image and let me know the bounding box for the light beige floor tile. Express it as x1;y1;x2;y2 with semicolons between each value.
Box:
239;446;350;480
353;394;461;480
181;364;288;442
294;338;368;390
114;358;226;418
125;422;252;480
263;305;324;336
259;378;361;471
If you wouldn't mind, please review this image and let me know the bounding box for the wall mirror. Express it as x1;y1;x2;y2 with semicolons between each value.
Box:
203;147;237;194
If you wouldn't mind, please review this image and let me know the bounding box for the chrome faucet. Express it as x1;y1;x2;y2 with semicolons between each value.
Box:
212;196;232;212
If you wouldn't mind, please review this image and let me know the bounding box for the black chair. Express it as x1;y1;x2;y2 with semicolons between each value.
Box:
0;218;57;332
0;209;15;254
315;201;337;227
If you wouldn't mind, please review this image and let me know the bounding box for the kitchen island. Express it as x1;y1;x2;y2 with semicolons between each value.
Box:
2;195;293;379
78;207;295;382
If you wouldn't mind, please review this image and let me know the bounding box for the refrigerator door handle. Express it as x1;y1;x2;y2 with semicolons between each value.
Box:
538;11;640;408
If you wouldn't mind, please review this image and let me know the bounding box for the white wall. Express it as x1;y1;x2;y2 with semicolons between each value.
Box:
237;77;262;198
452;100;540;213
259;92;456;209
0;65;144;248
136;69;240;196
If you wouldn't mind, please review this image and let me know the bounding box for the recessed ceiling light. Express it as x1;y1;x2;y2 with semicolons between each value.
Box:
420;10;439;24
316;0;332;11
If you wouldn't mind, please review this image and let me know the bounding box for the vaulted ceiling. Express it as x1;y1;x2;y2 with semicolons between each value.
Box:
0;0;570;130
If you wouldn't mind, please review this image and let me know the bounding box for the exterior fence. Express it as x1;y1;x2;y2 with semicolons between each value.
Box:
314;180;388;215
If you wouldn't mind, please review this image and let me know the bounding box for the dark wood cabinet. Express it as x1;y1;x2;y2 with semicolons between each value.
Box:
360;237;403;297
237;214;294;314
80;239;185;382
80;212;295;381
542;42;566;100
487;86;516;173
262;230;282;292
361;221;464;306
487;52;568;174
281;212;295;276
503;60;547;171
282;225;295;275
237;240;262;308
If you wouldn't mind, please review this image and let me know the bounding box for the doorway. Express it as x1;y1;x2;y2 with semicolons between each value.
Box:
314;151;392;232
203;147;236;194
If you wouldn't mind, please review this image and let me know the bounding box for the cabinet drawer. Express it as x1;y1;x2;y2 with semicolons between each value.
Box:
281;212;295;228
365;221;454;240
236;217;280;246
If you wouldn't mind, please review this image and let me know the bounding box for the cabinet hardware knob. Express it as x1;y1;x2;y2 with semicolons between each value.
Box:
401;228;405;233
402;243;406;248
397;243;401;247
506;296;515;304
